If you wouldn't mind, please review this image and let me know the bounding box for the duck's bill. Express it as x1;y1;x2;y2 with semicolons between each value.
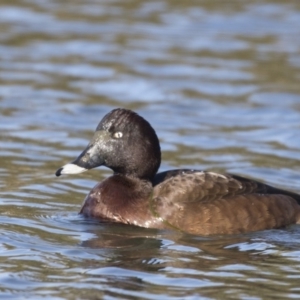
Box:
55;163;88;176
55;148;104;176
55;133;106;177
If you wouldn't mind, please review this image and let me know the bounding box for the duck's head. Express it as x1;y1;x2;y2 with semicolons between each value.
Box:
55;108;161;181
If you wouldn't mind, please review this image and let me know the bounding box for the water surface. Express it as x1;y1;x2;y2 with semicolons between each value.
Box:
1;0;300;299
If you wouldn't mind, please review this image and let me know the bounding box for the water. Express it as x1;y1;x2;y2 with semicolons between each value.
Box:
1;0;300;299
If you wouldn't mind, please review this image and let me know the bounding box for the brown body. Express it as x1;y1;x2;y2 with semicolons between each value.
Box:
80;170;300;235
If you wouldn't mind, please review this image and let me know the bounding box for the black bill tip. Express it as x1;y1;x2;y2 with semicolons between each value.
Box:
55;168;63;177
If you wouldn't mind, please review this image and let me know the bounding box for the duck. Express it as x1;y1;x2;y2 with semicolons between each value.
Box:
55;108;300;235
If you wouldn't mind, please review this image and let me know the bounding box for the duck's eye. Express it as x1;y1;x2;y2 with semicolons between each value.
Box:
113;131;123;139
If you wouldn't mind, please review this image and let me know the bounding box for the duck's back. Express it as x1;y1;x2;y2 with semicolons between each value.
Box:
151;170;300;235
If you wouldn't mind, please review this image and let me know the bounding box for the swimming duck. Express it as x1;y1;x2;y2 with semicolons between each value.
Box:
56;108;300;235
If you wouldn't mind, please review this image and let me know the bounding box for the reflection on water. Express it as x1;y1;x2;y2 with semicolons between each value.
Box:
1;0;300;299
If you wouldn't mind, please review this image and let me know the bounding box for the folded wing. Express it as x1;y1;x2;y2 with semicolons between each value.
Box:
152;171;300;235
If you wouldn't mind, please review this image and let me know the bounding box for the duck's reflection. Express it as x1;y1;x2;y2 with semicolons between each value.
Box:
77;222;300;298
79;222;269;270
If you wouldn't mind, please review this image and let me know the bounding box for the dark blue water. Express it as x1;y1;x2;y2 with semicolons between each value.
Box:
1;1;300;299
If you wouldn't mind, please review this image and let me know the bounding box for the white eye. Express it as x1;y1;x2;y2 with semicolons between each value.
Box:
113;131;123;139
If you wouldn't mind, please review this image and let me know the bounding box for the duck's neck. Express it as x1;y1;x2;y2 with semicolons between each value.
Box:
103;174;153;206
111;158;160;182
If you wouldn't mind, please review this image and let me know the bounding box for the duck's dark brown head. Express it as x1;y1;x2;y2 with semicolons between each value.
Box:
56;108;161;181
